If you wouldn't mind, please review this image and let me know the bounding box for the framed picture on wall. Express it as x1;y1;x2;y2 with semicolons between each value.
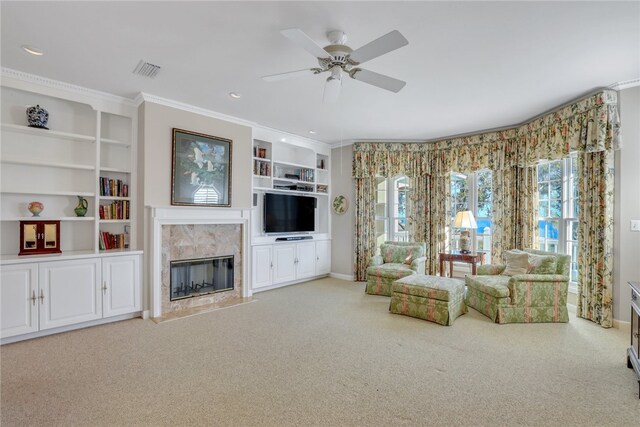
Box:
171;128;232;207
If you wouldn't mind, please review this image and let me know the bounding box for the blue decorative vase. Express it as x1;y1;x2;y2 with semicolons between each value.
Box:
26;105;49;129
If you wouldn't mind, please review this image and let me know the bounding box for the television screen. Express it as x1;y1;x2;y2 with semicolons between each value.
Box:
264;193;315;233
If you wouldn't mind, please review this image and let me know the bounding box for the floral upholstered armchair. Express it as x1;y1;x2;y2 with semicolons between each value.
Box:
365;241;426;296
465;248;570;324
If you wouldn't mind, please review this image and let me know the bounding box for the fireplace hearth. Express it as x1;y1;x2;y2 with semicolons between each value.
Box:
170;256;234;301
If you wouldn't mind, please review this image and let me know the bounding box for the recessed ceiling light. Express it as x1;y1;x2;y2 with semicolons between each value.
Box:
229;92;241;99
22;45;44;56
308;130;316;134
280;138;286;142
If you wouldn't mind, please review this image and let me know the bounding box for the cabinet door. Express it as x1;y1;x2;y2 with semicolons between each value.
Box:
1;264;39;338
296;241;316;280
315;240;331;276
102;255;141;318
273;244;296;284
252;246;273;290
39;258;102;330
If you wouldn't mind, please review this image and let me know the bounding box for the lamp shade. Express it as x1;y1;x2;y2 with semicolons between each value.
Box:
454;210;477;229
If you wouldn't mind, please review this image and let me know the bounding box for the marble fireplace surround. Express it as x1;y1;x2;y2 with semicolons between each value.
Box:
149;207;251;319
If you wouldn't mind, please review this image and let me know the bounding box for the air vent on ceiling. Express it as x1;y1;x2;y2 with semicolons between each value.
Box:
133;60;161;78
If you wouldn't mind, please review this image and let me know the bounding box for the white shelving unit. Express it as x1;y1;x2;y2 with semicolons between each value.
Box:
0;77;137;256
0;72;142;344
250;133;332;293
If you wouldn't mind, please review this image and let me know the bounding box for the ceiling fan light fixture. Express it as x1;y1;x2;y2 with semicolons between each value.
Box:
308;130;316;134
229;92;242;99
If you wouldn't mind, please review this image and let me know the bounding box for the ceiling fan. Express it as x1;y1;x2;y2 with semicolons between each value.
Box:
262;29;409;102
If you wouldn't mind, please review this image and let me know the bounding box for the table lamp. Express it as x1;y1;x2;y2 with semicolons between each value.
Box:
454;210;477;254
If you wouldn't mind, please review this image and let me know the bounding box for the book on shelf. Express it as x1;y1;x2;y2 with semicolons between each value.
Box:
99;231;129;250
253;160;271;177
99;200;130;220
100;177;129;197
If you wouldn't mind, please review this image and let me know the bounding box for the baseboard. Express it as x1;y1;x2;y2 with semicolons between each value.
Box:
330;272;354;281
613;318;631;332
1;312;142;345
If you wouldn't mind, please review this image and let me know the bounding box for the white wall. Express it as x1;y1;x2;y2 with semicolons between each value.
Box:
330;144;355;278
613;86;640;323
141;102;252;208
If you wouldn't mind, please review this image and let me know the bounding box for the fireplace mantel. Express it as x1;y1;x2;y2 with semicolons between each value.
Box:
148;206;251;318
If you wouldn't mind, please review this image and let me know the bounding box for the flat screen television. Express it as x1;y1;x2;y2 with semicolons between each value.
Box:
264;193;315;234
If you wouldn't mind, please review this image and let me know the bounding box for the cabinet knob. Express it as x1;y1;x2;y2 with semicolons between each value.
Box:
31;290;37;306
270;262;273;268
102;282;108;295
39;289;44;304
634;332;639;339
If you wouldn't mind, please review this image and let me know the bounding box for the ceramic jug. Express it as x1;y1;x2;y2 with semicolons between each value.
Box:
74;196;88;217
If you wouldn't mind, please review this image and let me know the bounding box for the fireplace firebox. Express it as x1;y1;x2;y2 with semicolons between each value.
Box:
170;256;234;301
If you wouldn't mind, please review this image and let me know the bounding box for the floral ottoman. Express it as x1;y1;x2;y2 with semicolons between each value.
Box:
390;275;467;326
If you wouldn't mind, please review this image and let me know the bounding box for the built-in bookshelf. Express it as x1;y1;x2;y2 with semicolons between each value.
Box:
0;78;137;256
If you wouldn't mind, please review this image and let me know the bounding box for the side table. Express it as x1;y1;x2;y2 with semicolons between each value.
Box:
439;252;485;278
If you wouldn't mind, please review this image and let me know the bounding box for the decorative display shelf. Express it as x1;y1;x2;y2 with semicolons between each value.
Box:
253;174;271;179
99;166;131;173
1;123;96;143
0;190;95;197
2;158;95;171
253;186;273;191
100;138;130;147
273;177;313;184
266;188;327;196
253;157;271;162
0;216;95;222
317;181;329;185
273;160;312;169
99;219;130;224
99;196;130;201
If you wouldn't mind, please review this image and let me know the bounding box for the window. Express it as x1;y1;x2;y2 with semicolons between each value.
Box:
376;176;410;245
537;153;578;282
450;170;493;261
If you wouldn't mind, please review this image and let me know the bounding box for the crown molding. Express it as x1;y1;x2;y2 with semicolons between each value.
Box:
609;78;640;91
137;92;255;128
1;67;138;108
137;92;330;149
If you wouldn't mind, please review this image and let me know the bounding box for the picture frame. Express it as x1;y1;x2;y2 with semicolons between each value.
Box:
171;128;232;207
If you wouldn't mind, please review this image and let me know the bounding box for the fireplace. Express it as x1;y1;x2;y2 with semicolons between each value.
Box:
149;206;251;319
170;256;234;301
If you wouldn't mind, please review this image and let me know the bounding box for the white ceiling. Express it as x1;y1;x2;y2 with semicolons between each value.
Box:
1;1;638;145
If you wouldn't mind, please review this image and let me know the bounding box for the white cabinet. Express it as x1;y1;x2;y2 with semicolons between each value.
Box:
39;258;102;330
252;240;330;291
0;252;142;341
0;264;38;338
296;241;316;279
252;246;273;290
315;240;331;276
102;254;140;317
273;244;297;284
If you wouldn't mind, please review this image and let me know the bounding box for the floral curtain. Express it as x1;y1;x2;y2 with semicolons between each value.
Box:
354;177;377;281
352;90;620;324
492;166;538;263
576;150;615;327
408;174;448;275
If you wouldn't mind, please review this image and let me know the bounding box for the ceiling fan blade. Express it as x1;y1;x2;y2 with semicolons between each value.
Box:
349;30;408;65
323;76;342;104
280;28;331;59
262;69;315;82
350;68;406;93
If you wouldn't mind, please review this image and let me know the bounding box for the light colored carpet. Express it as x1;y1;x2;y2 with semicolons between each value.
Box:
1;277;638;426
